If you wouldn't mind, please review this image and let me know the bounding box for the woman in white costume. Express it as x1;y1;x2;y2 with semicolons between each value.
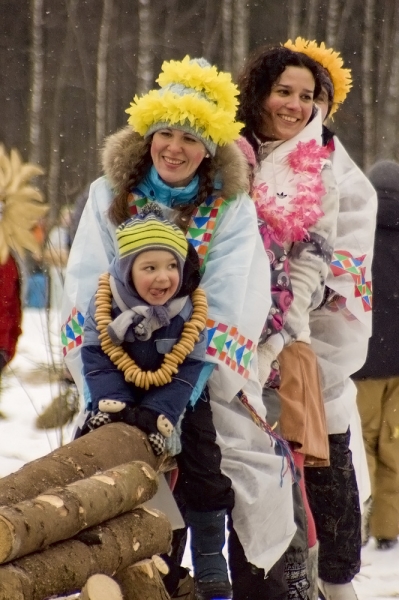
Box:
61;56;295;599
284;38;377;600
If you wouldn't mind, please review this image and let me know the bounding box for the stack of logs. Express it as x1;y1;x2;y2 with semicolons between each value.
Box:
0;423;179;600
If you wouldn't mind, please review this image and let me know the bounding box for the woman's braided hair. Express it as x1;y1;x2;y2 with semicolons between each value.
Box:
108;135;217;233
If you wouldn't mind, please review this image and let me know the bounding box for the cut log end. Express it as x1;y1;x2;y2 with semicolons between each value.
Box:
0;516;15;564
79;574;123;600
115;558;171;600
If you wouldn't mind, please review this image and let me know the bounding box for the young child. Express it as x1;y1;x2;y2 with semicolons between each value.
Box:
80;206;235;599
80;205;207;455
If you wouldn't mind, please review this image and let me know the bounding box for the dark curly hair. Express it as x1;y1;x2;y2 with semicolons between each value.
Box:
237;46;323;151
108;135;216;233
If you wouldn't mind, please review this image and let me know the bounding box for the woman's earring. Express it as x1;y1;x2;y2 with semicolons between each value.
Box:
205;153;210;158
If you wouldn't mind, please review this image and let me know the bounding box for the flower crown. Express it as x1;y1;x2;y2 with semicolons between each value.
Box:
126;56;242;147
284;37;352;116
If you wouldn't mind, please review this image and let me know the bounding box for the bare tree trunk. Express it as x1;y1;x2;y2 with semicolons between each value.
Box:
67;2;98;184
0;461;158;564
376;0;395;153
136;0;153;95
96;0;114;149
162;0;179;58
29;0;44;166
232;0;249;79
305;0;318;40
325;0;341;48
47;0;78;219
288;0;302;40
379;2;399;159
222;0;233;72
336;0;356;48
0;508;172;600
361;0;376;169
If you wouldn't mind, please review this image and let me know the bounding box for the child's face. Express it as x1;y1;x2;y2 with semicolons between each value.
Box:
132;250;180;305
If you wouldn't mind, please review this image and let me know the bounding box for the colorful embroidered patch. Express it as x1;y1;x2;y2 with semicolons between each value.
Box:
128;193;148;216
187;197;224;265
206;319;255;378
61;308;85;356
330;250;372;312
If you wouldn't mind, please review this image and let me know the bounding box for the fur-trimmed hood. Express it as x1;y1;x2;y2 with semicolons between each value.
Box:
101;127;250;199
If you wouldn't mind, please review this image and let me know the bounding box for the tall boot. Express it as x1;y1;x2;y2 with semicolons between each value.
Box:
185;508;232;600
306;542;319;600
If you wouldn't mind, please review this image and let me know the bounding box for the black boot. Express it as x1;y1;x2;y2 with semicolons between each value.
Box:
185;508;232;599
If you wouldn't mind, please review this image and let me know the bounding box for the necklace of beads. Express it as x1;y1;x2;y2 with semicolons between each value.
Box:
94;272;208;390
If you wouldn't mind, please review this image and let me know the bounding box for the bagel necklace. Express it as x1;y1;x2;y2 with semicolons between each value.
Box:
94;272;208;390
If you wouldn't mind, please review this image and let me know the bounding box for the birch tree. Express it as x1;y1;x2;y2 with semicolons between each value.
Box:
379;1;399;159
287;0;302;40
325;0;341;48
305;0;318;40
29;0;44;166
361;0;376;169
96;0;114;148
232;0;249;79
222;0;233;72
136;0;153;95
47;0;78;218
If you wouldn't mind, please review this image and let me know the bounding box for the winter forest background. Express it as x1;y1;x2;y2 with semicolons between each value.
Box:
0;0;397;222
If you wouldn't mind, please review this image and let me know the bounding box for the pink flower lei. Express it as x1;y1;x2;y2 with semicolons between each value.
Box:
253;139;331;244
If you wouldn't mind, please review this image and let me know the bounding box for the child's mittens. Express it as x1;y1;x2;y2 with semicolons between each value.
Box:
98;401;173;456
133;408;174;456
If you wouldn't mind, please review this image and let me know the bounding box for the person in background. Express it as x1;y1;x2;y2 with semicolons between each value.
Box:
0;145;47;391
352;160;399;552
61;56;295;600
284;37;377;600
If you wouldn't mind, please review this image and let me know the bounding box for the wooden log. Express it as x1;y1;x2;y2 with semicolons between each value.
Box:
0;461;158;564
0;423;166;506
115;558;170;600
79;574;123;600
0;507;172;600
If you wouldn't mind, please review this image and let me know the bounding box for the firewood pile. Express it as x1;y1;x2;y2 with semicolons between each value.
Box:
0;423;177;599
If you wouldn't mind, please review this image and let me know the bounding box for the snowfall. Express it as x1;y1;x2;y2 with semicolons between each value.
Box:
0;309;398;599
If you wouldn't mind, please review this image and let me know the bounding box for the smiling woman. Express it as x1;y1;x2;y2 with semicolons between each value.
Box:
237;45;340;598
61;55;295;600
150;129;208;187
261;66;315;140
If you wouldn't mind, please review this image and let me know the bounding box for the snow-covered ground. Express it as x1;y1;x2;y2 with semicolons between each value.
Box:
0;310;398;599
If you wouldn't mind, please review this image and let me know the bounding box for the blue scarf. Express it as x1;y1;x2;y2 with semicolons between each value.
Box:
136;166;200;207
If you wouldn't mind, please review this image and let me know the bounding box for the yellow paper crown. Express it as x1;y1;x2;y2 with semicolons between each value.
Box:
284;37;352;115
126;56;242;149
0;145;47;264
